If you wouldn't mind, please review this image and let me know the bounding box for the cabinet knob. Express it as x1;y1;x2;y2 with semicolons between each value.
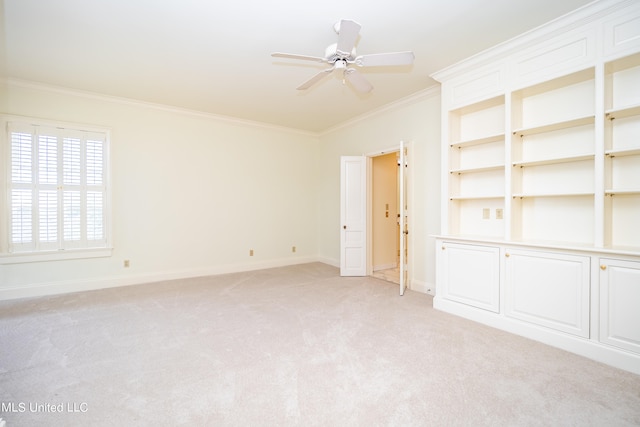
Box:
600;265;607;270
441;246;446;250
505;253;510;257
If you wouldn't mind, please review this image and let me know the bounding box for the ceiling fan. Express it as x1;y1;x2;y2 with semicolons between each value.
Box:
272;19;415;93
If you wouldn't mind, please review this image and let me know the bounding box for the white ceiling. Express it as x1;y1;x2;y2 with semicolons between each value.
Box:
1;0;595;133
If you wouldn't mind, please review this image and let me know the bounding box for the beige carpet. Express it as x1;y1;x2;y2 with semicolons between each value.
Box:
1;262;639;426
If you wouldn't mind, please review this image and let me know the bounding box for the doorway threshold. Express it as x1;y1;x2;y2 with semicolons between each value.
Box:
371;267;400;285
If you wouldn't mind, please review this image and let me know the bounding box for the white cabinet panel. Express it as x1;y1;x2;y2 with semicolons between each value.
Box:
603;7;640;58
511;28;595;89
440;242;500;313
447;67;505;110
505;249;590;338
600;258;640;353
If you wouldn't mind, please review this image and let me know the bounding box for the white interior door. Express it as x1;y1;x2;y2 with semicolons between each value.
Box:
399;141;409;295
340;156;367;276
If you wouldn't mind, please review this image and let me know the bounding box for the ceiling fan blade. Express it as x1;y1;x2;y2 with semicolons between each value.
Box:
336;19;361;56
272;52;326;63
355;51;415;67
297;67;334;90
345;68;373;93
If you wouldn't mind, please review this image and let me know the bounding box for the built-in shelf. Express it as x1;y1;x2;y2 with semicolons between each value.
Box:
605;148;640;157
605;189;640;196
450;133;504;148
601;244;640;254
512;192;595;199
450;164;504;174
605;104;640;120
513;153;594;168
512;115;594;137
450;195;504;201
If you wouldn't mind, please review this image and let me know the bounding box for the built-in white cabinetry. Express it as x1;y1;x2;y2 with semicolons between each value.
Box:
599;258;640;354
432;0;640;375
504;249;590;338
438;242;499;313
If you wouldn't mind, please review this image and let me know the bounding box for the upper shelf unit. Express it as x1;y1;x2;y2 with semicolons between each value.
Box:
446;95;506;238
604;52;640;250
435;0;640;251
511;68;595;133
448;96;505;147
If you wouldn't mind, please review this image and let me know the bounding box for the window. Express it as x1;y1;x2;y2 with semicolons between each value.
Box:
2;118;111;262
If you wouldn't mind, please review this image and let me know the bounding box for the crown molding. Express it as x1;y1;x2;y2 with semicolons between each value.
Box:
319;85;440;136
431;0;633;82
2;78;319;138
3;77;440;138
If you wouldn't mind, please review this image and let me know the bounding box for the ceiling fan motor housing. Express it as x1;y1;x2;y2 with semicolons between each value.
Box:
325;43;356;63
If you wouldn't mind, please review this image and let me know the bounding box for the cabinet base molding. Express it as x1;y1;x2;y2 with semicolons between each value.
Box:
435;237;640;375
434;295;640;376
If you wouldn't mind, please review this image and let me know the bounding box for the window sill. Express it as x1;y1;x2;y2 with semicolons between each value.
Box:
0;248;113;264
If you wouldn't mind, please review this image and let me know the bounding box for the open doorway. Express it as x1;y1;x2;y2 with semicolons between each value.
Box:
370;152;400;284
340;142;409;295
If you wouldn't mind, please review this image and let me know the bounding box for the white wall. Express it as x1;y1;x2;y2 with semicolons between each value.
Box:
0;81;441;299
0;81;320;298
316;88;441;293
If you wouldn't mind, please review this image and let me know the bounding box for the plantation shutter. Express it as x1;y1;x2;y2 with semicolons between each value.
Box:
7;122;109;253
10;126;35;251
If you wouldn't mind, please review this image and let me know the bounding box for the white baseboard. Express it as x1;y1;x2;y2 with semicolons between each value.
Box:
0;256;324;301
316;256;339;268
409;279;435;295
0;255;434;301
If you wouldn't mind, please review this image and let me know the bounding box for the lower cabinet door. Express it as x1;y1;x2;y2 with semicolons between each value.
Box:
505;249;590;338
440;242;500;313
600;258;640;354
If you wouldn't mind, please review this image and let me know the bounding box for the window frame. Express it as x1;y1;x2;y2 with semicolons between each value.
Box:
0;115;113;264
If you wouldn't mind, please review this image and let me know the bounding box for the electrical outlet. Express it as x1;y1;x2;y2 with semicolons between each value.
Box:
249;249;254;256
124;260;130;268
482;208;490;219
496;208;504;220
